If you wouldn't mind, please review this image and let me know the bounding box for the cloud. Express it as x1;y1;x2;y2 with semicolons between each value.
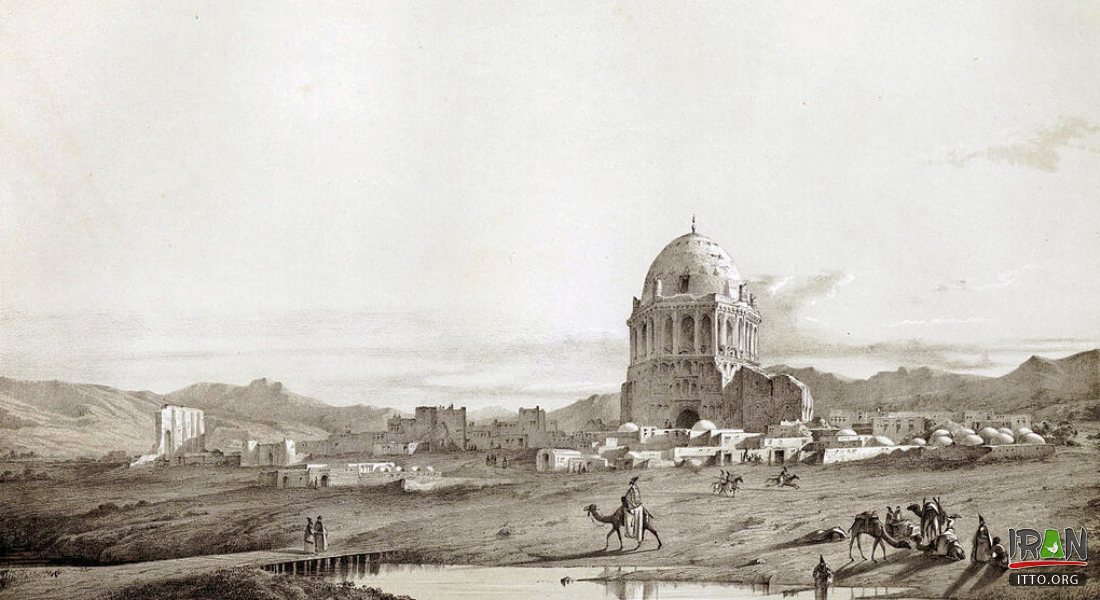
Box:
943;117;1099;172
933;265;1036;293
885;317;990;328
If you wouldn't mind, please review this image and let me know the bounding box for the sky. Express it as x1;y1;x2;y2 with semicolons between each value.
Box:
1;2;1098;411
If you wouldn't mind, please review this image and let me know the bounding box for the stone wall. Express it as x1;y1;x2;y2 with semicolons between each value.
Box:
721;367;813;433
155;405;205;456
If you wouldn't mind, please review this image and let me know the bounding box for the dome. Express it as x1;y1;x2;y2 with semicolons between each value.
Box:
837;428;858;437
1015;427;1033;436
618;422;640;433
911;437;928;446
959;434;984;446
996;433;1015;445
978;427;1000;442
931;435;954;447
641;232;741;300
872;436;895;447
1021;433;1045;445
691;419;718;433
932;429;950;438
997;427;1014;435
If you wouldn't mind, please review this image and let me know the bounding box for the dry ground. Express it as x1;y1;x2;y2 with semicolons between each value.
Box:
2;428;1098;599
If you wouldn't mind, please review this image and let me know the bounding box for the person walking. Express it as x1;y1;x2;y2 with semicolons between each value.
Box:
315;515;328;552
303;517;315;553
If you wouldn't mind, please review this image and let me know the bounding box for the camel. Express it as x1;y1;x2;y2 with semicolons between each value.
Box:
885;506;920;542
907;497;946;545
765;473;800;489
848;511;912;561
918;529;966;560
584;503;662;550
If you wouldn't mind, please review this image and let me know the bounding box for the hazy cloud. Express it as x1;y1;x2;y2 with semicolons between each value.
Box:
944;117;1099;172
934;265;1036;293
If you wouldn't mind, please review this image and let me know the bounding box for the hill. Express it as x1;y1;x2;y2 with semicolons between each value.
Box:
767;349;1100;418
548;393;620;432
0;377;400;458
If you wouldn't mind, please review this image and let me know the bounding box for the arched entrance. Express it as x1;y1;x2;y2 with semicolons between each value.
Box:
675;409;700;429
320;475;329;488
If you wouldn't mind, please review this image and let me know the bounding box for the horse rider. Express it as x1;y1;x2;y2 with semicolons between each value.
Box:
624;476;643;543
777;465;790;486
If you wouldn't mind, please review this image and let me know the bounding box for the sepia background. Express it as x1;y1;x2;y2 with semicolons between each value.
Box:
2;1;1098;411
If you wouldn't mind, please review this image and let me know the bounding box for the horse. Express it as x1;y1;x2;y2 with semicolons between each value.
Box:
712;473;743;497
765;473;800;489
583;503;662;550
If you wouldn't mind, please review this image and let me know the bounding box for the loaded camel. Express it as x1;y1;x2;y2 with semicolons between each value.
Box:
584;502;662;550
848;511;912;561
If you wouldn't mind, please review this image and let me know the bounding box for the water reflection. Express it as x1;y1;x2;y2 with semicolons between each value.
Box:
297;562;914;600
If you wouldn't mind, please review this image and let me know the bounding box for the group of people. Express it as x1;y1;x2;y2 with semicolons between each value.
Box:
485;453;509;468
303;516;329;553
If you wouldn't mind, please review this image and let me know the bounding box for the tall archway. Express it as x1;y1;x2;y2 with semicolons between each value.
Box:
675;408;700;429
663;317;674;353
699;315;712;353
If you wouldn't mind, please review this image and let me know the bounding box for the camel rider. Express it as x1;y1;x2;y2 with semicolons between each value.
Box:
625;476;643;543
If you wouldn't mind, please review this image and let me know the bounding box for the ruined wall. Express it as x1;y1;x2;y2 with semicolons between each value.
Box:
155;405;205;456
722;367;813;433
240;438;298;467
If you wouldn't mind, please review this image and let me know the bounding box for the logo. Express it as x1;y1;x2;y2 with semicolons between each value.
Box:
1009;527;1088;570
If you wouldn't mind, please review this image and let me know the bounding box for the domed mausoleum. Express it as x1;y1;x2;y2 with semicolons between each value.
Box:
620;224;813;431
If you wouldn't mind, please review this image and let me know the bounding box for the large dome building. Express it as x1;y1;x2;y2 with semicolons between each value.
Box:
620;224;813;431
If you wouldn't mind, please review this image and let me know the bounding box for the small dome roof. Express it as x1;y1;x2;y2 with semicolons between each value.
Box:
641;232;741;301
978;427;1000;441
1015;427;1033;436
996;432;1015;445
932;429;950;438
872;436;895;447
911;437;928;446
691;419;718;433
1021;433;1045;445
618;422;640;433
931;435;954;447
997;427;1014;435
837;428;858;437
959;434;984;446
958;427;976;435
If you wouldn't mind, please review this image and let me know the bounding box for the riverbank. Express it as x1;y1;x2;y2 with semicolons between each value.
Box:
1;427;1097;599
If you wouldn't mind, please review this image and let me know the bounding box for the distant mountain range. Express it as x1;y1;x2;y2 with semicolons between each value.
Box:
1;350;1096;458
0;377;399;458
766;349;1100;419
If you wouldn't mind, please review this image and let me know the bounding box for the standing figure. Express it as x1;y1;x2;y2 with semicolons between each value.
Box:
972;514;992;563
812;554;833;600
303;517;315;553
624;476;643;544
315;515;328;552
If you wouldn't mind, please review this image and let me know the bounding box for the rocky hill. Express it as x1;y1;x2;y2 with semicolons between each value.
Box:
768;349;1100;418
548;393;620;432
0;377;400;458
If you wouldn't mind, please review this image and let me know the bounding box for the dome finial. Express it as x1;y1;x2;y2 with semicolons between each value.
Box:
691;214;696;234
